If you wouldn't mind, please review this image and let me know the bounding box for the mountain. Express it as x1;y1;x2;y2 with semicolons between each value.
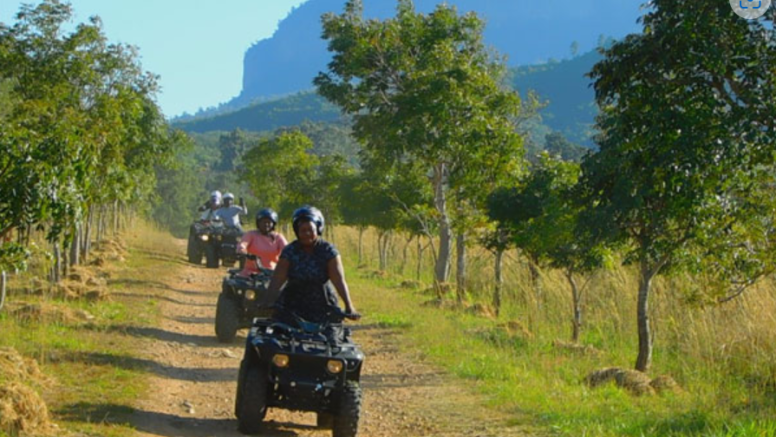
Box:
177;48;603;148
511;49;604;146
233;0;643;107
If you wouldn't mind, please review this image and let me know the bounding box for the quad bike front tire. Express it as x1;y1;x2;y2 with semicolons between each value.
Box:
187;235;202;264
237;365;268;434
215;293;240;343
333;381;362;437
205;243;219;268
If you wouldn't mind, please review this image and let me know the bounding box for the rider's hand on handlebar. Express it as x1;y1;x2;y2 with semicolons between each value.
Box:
344;308;362;321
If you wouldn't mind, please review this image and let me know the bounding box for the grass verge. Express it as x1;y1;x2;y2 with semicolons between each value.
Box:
346;262;776;437
0;223;181;437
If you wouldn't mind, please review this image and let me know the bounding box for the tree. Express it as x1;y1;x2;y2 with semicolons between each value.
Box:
581;1;776;371
240;131;319;218
544;132;588;162
0;0;180;279
315;0;523;285
489;153;608;339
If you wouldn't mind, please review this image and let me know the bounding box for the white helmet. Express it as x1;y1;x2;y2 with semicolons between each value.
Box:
210;190;222;205
223;192;235;201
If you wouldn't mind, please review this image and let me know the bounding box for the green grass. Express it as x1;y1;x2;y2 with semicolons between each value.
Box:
344;255;776;437
0;225;179;436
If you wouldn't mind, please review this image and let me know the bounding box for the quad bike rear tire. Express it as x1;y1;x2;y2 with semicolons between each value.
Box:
215;293;240;343
205;243;219;268
317;412;334;429
187;235;202;264
237;365;268;434
333;381;362;437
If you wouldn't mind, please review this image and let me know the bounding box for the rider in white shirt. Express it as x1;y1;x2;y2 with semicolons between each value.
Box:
214;192;248;229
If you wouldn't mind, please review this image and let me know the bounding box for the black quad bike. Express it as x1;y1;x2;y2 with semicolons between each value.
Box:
215;254;274;343
187;219;214;265
235;306;364;437
187;219;243;268
211;222;243;268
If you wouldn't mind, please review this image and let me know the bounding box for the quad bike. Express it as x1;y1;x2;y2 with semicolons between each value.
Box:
187;219;217;266
210;222;243;268
235;305;364;437
187;219;243;268
215;254;274;343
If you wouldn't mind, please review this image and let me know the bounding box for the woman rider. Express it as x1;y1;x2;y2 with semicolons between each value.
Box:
267;206;359;324
237;208;288;276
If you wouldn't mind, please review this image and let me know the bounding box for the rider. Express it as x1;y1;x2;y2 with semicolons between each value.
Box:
214;192;248;229
237;208;288;275
267;206;359;324
197;190;222;221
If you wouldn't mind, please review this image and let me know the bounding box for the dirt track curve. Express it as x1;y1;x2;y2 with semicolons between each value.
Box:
126;239;532;437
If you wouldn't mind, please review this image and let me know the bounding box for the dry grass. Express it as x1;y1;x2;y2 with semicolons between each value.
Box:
585;367;655;396
0;348;53;436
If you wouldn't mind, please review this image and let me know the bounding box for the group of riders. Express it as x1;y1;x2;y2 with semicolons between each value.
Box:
196;190;359;322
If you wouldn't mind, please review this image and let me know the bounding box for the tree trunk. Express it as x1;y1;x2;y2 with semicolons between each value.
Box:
635;258;655;372
383;231;391;271
527;256;542;306
400;234;413;275
566;270;582;343
493;247;504;317
113;200;119;235
433;163;452;284
416;237;424;281
50;241;61;284
62;243;69;278
455;233;466;303
70;222;80;266
357;227;364;266
83;205;94;262
0;270;6;312
377;231;385;271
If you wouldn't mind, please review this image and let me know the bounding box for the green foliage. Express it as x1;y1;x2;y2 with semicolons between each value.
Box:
0;0;186;271
544;131;588;163
316;0;524;281
582;0;776;272
316;0;523;190
489;153;607;272
579;0;776;369
239;131;319;217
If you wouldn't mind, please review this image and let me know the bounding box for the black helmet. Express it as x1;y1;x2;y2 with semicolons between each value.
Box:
292;206;324;237
255;208;278;230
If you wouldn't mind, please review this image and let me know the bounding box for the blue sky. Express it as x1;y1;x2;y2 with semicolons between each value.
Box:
1;1;307;118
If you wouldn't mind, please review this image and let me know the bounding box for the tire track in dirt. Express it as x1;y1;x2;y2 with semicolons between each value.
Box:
127;239;534;437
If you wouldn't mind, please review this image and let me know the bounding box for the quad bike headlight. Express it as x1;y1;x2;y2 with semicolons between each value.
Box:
326;360;344;374
273;354;290;368
244;290;256;301
200;234;209;242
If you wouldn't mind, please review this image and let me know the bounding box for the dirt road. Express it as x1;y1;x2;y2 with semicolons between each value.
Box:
125;241;532;437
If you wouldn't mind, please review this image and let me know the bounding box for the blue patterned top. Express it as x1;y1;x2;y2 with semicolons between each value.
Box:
276;239;340;322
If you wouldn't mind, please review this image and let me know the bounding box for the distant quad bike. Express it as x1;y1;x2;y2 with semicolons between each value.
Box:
187;219;243;268
215;254;274;343
211;222;243;268
235;305;364;436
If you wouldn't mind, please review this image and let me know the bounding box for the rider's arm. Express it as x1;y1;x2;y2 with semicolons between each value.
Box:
328;255;359;317
238;231;252;254
267;258;290;295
